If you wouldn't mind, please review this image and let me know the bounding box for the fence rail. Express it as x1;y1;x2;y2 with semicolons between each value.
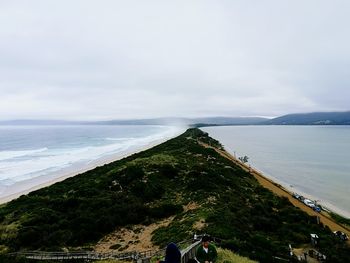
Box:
181;240;201;263
8;250;149;261
8;235;209;262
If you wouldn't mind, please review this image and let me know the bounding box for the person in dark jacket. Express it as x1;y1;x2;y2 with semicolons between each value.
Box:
159;242;181;263
195;236;217;263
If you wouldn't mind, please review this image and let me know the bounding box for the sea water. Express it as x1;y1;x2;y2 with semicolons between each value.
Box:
203;125;350;218
0;125;184;200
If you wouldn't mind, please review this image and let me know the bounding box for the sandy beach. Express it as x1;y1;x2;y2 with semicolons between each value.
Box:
0;135;180;205
199;141;350;243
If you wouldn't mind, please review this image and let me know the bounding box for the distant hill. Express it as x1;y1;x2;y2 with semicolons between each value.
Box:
188;117;267;126
2;112;350;126
0;117;268;126
264;111;350;125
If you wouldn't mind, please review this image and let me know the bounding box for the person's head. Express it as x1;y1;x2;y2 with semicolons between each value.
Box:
201;235;210;248
164;242;181;263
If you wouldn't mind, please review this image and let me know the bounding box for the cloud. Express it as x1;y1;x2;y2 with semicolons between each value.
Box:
0;0;349;120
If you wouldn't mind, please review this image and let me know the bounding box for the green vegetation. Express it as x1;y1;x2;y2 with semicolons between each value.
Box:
330;212;350;228
152;248;257;263
95;260;129;263
0;256;87;263
217;248;257;263
0;128;349;263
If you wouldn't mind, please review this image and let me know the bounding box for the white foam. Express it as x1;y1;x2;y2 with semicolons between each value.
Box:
0;126;185;188
105;137;135;141
0;148;48;161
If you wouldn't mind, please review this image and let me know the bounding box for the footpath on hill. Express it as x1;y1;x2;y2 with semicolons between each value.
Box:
199;141;350;243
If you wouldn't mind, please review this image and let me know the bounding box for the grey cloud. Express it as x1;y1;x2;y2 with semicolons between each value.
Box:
0;1;349;120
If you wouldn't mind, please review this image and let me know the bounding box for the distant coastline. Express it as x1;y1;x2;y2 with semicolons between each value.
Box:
1;111;350;127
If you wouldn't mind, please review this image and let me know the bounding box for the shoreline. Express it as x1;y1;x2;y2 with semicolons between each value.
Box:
201;125;350;220
199;141;350;240
2;130;349;238
224;149;350;236
0;131;183;205
250;166;350;219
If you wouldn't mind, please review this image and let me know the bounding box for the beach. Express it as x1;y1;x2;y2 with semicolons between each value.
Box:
200;141;350;241
2;128;349;242
0;133;182;204
202;125;350;219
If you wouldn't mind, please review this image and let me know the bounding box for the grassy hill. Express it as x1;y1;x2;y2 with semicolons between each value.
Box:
0;128;349;262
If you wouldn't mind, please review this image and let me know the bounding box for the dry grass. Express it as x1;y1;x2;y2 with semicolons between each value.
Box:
217;248;258;263
95;261;130;263
94;216;174;253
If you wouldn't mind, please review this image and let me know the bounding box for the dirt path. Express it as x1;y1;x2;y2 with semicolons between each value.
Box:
199;141;350;243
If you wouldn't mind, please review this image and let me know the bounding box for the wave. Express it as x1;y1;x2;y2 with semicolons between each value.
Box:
0;126;185;186
0;148;48;161
105;137;136;141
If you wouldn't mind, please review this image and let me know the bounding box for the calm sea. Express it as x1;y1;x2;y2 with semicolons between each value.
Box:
0;125;184;199
203;126;350;218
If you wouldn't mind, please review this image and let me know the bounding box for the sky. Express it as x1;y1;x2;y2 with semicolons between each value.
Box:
0;1;349;120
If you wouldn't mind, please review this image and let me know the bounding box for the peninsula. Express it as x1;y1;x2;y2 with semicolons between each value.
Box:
0;129;349;263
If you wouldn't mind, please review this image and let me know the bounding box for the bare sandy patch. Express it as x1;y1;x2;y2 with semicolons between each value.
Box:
183;201;200;212
193;219;207;231
94;216;174;253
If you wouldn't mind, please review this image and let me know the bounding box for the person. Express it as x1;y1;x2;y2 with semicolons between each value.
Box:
187;259;198;263
158;242;181;263
195;236;217;263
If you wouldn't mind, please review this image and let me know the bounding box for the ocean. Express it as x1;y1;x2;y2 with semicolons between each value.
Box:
203;125;350;218
0;125;184;201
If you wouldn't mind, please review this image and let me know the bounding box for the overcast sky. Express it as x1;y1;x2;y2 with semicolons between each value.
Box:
0;1;349;120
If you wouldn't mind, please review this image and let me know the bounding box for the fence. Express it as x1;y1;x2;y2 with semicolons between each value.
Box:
9;250;146;261
180;240;201;263
8;235;210;262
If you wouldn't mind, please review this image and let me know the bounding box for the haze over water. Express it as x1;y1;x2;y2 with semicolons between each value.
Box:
203;125;350;218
